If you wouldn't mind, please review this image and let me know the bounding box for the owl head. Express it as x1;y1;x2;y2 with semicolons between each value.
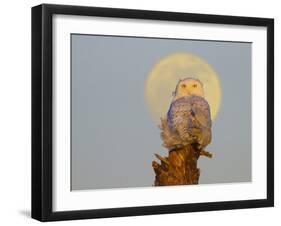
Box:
173;78;204;99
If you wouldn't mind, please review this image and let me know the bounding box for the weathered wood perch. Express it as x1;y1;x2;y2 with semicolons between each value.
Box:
152;145;212;186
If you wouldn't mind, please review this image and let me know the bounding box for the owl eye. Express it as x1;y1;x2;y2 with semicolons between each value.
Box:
181;84;186;88
192;84;197;88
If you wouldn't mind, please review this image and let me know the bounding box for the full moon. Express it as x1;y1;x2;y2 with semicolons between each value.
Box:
145;53;222;124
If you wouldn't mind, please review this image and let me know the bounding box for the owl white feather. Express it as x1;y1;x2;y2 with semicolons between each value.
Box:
160;78;212;150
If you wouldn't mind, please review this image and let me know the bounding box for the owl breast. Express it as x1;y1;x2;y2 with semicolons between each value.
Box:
166;95;212;149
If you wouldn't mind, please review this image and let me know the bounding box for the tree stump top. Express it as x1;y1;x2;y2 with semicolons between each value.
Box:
152;145;212;186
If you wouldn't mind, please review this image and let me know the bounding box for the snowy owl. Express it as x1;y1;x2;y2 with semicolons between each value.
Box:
160;78;212;151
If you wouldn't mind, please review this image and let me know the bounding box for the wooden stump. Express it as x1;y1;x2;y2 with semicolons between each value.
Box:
152;145;212;186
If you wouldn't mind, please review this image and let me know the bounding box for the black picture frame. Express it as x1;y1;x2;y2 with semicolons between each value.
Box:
32;3;274;222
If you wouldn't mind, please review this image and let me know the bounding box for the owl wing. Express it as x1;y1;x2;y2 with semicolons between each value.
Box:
189;96;212;148
190;96;212;128
168;97;193;144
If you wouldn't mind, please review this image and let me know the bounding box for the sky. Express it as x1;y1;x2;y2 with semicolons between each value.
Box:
71;34;252;190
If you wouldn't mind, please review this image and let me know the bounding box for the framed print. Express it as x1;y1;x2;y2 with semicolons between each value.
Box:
31;4;274;221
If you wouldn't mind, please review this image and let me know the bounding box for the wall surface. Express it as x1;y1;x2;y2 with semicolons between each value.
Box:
0;0;279;225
